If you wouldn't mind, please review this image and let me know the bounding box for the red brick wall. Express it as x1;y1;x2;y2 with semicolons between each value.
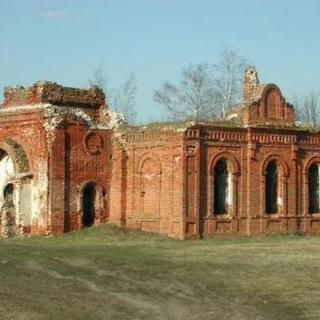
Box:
2;94;320;240
50;124;112;233
238;84;295;127
181;125;320;239
108;124;320;239
109;129;185;238
0;106;112;235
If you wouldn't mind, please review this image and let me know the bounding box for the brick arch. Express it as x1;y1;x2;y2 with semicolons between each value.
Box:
261;84;283;99
260;154;289;178
208;151;240;176
0;138;31;174
137;152;162;174
303;156;320;176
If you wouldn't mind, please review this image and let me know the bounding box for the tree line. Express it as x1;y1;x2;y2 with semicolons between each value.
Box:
293;93;320;127
89;49;320;127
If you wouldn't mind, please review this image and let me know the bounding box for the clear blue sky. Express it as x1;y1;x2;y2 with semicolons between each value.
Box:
0;0;319;122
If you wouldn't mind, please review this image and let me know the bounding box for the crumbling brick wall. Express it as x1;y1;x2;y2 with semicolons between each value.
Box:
0;82;112;236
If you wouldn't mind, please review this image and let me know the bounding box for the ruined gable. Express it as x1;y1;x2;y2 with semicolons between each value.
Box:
229;66;296;127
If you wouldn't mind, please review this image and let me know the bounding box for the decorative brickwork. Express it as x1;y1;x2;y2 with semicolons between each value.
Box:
1;68;320;239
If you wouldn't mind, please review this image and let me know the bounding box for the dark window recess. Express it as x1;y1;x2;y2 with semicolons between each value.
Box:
309;164;320;213
82;183;96;227
3;183;14;207
214;160;229;214
265;161;278;214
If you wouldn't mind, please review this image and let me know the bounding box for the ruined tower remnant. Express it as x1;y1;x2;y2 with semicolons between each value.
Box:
242;65;260;104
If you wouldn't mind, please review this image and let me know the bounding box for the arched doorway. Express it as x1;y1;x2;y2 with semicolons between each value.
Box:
0;142;32;237
82;182;96;227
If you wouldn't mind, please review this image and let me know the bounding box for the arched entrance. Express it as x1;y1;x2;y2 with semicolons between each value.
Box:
82;182;96;227
0;141;32;237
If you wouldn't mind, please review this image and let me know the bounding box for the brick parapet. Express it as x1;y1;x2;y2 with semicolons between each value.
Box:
2;81;105;109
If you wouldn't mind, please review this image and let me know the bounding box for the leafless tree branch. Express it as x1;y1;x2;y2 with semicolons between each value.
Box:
293;92;320;127
89;66;137;124
154;48;246;121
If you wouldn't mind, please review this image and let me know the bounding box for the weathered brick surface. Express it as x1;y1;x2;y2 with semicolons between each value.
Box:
0;83;112;236
1;70;320;239
109;126;185;238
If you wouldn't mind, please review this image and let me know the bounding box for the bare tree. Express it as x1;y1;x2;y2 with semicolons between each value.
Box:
90;64;108;93
112;74;137;124
89;65;137;124
154;63;217;120
154;48;246;121
212;48;246;118
293;92;320;127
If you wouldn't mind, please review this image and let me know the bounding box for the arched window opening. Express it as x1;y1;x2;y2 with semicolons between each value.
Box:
265;161;278;214
82;183;96;227
214;159;230;214
1;183;16;237
3;183;14;206
0;144;32;236
308;163;320;214
0;152;15;203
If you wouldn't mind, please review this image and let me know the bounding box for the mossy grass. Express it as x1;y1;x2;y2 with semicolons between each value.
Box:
0;224;319;320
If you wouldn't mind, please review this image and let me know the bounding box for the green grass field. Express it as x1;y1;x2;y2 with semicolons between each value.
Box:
0;225;320;320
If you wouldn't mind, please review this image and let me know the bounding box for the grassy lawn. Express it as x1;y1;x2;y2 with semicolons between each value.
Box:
0;225;320;320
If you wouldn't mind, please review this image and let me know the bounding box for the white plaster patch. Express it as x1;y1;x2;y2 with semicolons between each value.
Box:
0;155;15;196
0;103;48;113
21;128;35;138
42;104;123;149
143;173;153;180
32;159;49;226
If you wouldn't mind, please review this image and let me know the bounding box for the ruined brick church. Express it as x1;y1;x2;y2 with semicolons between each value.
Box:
1;67;320;239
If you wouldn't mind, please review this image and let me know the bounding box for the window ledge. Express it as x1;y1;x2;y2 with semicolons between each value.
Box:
309;213;320;217
213;214;232;220
263;213;280;219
